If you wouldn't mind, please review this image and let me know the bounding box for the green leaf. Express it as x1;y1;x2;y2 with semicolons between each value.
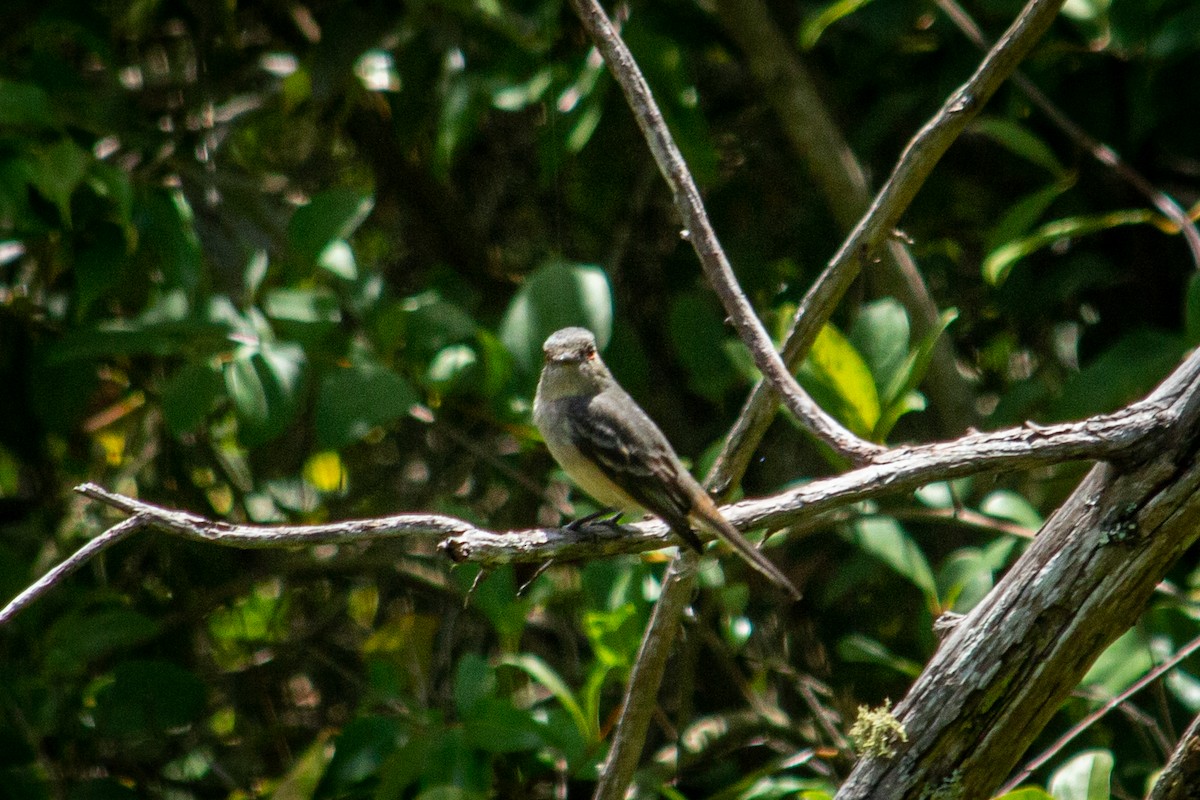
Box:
386;291;479;361
799;323;880;439
137;188;202;292
453;653;494;718
461;698;546;753
288;188;374;267
936;548;994;613
29;138;91;226
848;516;937;607
980;490;1044;530
971;117;1068;177
985;178;1076;256
499;260;613;375
315;359;417;449
425;344;479;393
995;789;1055;800
45;608;159;676
263;288;342;327
1082;628;1152;697
499;653;592;742
1048;750;1113;800
224;341;308;446
73;223;130;317
161;361;224;436
850;298;910;397
984;208;1157;286
836;634;922;678
319;716;406;791
799;0;875;50
873;308;956;439
93;660;207;737
1047;328;1186;420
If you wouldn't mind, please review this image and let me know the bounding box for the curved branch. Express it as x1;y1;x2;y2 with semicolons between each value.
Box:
3;383;1185;629
449;402;1177;564
568;0;883;466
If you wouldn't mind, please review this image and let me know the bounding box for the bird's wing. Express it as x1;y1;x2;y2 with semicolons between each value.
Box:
563;391;698;533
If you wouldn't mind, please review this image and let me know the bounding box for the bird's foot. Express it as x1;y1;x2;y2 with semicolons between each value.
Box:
565;508;625;533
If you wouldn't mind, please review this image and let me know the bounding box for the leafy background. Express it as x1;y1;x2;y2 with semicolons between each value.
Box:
0;0;1198;798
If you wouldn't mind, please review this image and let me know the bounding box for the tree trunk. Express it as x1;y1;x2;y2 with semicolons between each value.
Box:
835;356;1200;799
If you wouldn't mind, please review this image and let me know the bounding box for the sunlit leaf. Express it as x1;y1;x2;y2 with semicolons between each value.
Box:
499;653;593;742
799;323;880;439
224;341;308;446
984;209;1158;286
799;0;874;50
980;490;1044;530
1047;750;1113;800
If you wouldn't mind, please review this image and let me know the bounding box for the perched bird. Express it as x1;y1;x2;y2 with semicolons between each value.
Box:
533;326;800;600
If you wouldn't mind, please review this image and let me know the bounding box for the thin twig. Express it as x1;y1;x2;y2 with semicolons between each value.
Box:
569;0;883;466
935;0;1200;272
0;514;146;625
591;550;701;800
1001;628;1200;793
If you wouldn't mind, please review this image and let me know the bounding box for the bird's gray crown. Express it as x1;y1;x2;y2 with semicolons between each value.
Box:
543;327;598;364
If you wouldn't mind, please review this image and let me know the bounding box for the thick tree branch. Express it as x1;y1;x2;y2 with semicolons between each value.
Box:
1149;710;1200;800
569;0;883;466
833;351;1200;798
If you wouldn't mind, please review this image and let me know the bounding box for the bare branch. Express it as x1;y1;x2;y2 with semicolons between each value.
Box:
0;514;146;626
450;402;1176;564
568;0;883;465
75;482;480;545
4;382;1183;630
591;551;701;800
709;0;1069;495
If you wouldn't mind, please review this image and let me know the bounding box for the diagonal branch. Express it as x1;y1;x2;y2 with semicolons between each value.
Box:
713;0;977;436
709;0;1069;496
568;0;883;466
